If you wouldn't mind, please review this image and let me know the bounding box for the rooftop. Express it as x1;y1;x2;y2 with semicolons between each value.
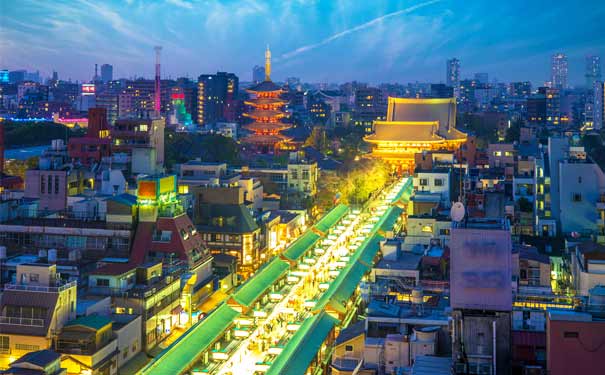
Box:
65;314;112;331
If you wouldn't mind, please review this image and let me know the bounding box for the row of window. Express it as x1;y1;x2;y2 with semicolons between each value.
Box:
40;175;60;195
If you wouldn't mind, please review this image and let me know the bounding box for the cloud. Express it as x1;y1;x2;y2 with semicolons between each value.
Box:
166;0;194;10
280;0;442;60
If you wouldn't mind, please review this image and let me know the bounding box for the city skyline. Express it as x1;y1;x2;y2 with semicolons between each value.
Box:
2;0;605;85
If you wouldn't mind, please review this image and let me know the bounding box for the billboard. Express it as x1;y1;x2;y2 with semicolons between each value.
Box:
81;83;96;95
138;180;157;201
450;228;512;311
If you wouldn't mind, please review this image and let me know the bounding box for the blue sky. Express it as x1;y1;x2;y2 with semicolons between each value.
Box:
1;0;604;85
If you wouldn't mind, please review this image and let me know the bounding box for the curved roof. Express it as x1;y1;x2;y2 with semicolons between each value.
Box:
386;97;457;136
243;109;288;119
365;121;445;143
245;122;291;132
246;80;283;93
246;97;287;106
240;133;291;145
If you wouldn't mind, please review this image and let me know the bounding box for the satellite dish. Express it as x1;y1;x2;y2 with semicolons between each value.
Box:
451;202;465;222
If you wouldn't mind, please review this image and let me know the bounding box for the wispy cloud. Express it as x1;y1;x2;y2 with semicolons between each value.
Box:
166;0;194;10
280;0;442;60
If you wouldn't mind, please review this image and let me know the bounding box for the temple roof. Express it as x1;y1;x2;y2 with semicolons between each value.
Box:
245;97;287;106
241;133;292;145
365;121;445;143
247;80;283;93
243;109;287;119
387;97;456;135
245;122;292;132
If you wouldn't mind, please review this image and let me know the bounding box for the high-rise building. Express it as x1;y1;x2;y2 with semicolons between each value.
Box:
252;65;265;83
0;70;8;83
551;53;568;89
474;72;488;85
196;72;239;125
592;81;604;130
585;55;602;89
100;64;113;83
446;58;460;87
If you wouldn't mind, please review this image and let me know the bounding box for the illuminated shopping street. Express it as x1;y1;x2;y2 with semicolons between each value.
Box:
141;177;412;375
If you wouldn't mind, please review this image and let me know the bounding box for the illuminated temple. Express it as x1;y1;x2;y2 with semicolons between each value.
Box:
241;46;291;153
365;97;467;173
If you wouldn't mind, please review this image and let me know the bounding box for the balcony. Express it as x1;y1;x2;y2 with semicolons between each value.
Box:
0;316;44;327
4;280;77;293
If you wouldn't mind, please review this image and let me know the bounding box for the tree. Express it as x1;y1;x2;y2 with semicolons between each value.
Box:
164;131;240;169
505;119;523;143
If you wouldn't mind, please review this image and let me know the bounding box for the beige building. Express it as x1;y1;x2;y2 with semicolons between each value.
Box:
0;263;77;369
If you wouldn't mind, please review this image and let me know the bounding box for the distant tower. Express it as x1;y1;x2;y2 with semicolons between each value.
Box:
446;58;460;87
586;55;602;88
94;64;98;82
154;46;162;116
265;45;271;81
551;53;568;89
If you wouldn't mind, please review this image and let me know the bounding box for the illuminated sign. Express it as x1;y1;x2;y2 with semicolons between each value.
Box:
137;175;177;203
81;84;95;95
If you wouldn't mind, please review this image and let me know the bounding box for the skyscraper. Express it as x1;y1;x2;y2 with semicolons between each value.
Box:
252;65;265;84
585;55;602;89
551;53;568;89
100;64;113;83
446;58;460;87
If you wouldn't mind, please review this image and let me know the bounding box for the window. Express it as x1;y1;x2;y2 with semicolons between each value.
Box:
302;170;310;180
419;178;428;186
564;331;579;338
291;171;298;180
40;175;45;194
439;228;450;235
96;278;110;287
434;179;444;187
0;336;9;353
138;124;148;132
572;193;582;202
578;176;582;184
345;345;353;352
47;175;52;194
29;273;39;282
54;175;59;194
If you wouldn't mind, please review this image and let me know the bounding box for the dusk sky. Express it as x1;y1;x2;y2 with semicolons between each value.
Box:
1;0;604;85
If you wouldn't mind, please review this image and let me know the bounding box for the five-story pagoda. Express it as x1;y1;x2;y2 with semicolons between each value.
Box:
241;46;291;153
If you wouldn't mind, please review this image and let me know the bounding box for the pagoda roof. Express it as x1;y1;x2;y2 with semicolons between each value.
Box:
243;109;288;119
247;80;283;93
245;122;292;132
246;97;287;106
241;134;292;145
365;121;446;143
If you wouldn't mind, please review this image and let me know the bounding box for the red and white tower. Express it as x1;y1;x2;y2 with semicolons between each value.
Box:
154;46;162;117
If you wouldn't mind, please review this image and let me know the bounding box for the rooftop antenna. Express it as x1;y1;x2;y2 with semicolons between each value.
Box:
154;46;162;117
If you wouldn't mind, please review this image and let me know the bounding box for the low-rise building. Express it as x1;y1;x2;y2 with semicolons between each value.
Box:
56;315;118;375
0;264;77;369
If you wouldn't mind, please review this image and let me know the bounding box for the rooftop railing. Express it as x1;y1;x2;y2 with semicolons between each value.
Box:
4;280;77;293
0;316;45;327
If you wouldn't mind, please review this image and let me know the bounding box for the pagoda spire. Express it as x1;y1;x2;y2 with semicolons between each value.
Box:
265;45;271;81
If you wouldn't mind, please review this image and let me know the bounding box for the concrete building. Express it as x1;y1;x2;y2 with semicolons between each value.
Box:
0;264;77;369
450;218;512;375
546;287;605;375
446;58;460;88
413;169;451;208
87;262;182;352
